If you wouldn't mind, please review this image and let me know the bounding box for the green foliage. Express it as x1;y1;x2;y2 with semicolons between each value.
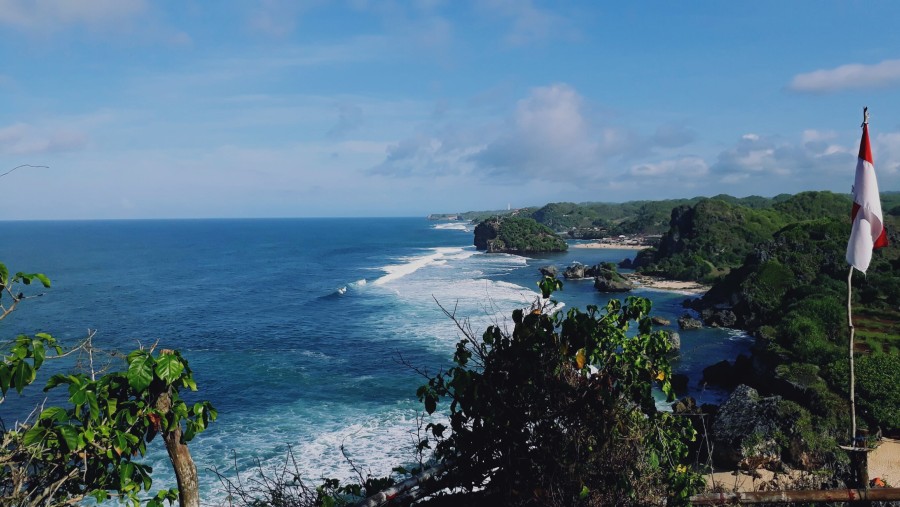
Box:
0;262;216;506
641;198;790;282
475;216;568;253
417;279;703;506
772;191;852;221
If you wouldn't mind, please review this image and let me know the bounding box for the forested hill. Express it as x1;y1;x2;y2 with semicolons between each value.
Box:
637;190;900;283
431;192;858;238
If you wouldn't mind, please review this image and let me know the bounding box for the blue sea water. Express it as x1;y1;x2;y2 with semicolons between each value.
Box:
0;218;750;501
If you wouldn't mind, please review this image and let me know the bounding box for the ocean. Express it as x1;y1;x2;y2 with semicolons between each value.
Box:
0;218;751;501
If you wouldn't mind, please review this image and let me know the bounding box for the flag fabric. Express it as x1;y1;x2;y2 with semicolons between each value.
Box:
846;120;888;274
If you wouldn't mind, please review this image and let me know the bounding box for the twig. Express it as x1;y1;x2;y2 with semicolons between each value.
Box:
0;164;48;179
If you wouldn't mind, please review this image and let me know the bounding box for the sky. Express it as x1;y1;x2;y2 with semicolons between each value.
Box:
2;1;900;219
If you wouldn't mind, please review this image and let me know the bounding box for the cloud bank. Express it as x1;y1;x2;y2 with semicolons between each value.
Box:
789;59;900;93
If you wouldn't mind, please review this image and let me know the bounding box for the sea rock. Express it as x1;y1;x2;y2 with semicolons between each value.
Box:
702;308;737;328
593;267;634;293
702;360;736;388
670;373;689;395
678;314;703;330
671;395;697;414
618;258;633;269
563;263;586;279
539;265;558;278
711;385;783;470
594;277;633;292
664;330;681;353
651;316;671;326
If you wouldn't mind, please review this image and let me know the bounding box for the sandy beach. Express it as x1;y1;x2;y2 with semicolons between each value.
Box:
571;242;648;250
623;274;710;295
706;438;900;492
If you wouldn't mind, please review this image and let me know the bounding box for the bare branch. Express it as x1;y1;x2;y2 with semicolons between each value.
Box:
0;164;48;179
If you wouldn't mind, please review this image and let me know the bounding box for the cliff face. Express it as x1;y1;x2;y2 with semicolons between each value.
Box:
473;216;568;253
473;218;502;251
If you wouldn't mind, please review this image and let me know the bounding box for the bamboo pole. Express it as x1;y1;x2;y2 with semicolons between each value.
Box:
848;266;857;444
691;487;900;505
352;463;448;507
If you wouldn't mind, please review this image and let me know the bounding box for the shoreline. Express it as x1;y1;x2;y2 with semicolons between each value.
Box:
624;273;710;295
571;242;649;250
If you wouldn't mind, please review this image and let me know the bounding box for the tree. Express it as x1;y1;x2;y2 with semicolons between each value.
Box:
415;277;703;506
0;263;216;507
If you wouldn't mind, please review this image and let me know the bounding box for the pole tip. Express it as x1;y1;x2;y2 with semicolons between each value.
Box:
862;107;869;126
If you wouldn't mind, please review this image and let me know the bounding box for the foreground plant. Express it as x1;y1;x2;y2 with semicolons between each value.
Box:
416;276;703;506
0;263;216;507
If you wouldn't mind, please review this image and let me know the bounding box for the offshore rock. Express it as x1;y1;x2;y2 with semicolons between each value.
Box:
563;262;587;279
702;360;737;388
593;267;634;293
539;265;558;278
651;316;671;326
473;216;567;254
678;314;703;330
702;307;737;328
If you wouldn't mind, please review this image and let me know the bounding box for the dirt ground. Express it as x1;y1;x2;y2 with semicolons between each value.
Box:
706;438;900;491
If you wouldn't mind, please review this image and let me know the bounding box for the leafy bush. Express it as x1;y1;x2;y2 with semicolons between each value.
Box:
416;278;703;506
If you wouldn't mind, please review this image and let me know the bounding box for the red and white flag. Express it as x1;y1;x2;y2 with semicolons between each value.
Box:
846;116;888;274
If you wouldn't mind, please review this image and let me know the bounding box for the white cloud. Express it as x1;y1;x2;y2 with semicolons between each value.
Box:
709;132;854;185
630;157;708;178
248;0;325;37
0;0;147;31
372;83;692;183
0;122;88;155
788;59;900;93
479;0;574;46
874;132;900;175
801;129;837;143
469;83;606;179
326;102;364;138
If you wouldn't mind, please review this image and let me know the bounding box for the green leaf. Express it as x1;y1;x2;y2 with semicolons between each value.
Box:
127;353;154;392
58;425;81;452
32;338;46;370
23;425;46;446
40;406;69;422
424;394;437;415
34;273;51;288
580;485;590;499
0;364;11;396
0;263;8;285
12;360;34;393
86;390;100;420
155;354;184;384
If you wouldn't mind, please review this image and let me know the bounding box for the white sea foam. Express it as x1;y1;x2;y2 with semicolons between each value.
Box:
432;222;469;231
372;247;468;285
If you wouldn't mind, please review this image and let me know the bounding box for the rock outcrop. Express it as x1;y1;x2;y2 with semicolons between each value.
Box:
677;314;703;330
563;263;587;279
539;265;558;278
651;316;671;326
473;216;568;254
593;266;634;293
711;385;784;470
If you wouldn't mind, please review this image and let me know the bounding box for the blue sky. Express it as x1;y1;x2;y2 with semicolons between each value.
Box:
2;1;900;219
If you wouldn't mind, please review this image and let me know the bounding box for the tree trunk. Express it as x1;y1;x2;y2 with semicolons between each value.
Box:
154;351;200;507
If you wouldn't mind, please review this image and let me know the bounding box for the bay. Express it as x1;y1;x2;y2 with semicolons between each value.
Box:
0;218;750;499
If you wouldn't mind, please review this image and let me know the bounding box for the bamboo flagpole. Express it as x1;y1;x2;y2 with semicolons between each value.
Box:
847;266;857;445
843;107;889;485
